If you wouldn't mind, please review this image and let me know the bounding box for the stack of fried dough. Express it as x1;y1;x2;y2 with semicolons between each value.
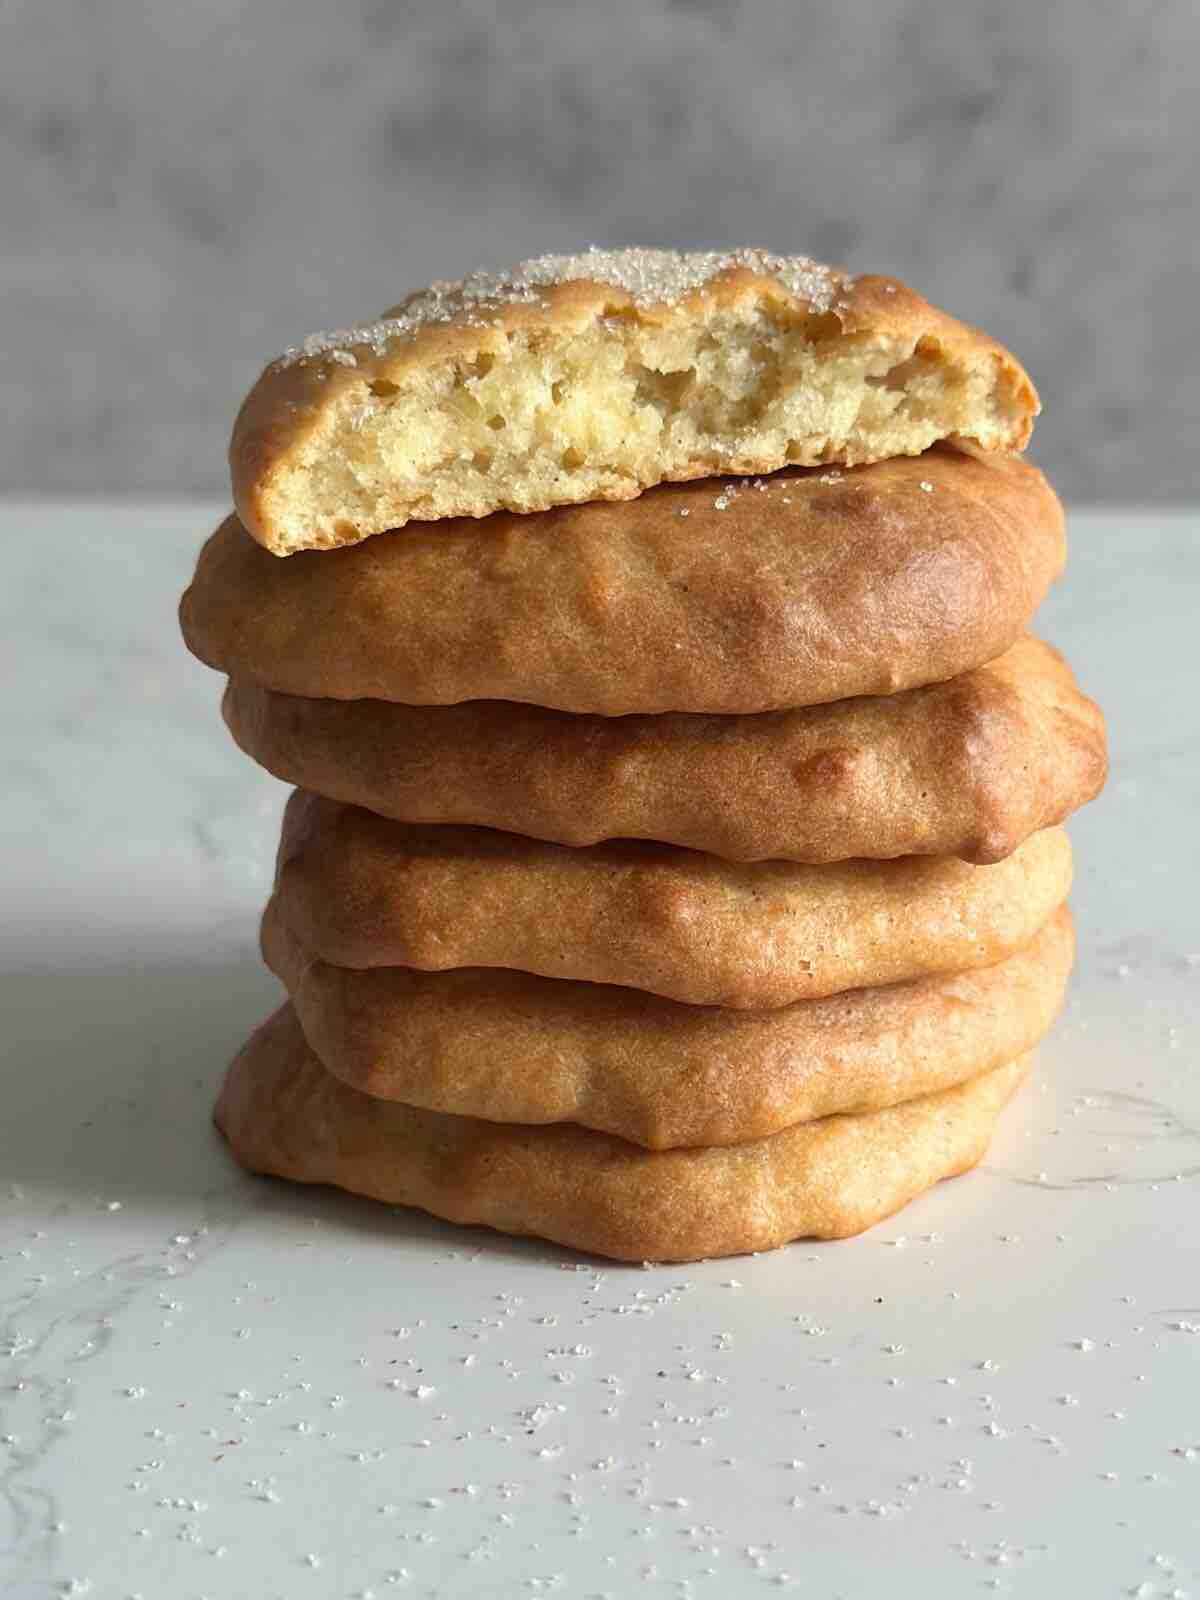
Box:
180;248;1107;1262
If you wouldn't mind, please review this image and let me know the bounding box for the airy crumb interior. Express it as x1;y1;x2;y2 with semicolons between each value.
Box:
275;308;1018;549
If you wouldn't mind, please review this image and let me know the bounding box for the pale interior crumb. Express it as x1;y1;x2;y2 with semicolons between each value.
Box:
270;308;1020;551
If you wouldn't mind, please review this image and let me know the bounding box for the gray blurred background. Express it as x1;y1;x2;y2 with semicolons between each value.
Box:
7;0;1198;502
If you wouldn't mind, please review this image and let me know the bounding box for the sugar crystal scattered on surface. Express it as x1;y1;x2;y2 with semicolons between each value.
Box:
278;248;849;365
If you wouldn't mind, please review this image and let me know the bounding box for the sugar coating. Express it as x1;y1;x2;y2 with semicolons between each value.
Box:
280;247;849;365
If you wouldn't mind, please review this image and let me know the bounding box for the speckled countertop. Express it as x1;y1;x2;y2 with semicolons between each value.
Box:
2;503;1197;1599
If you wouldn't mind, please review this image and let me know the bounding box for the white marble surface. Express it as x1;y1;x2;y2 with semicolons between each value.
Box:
2;501;1198;1599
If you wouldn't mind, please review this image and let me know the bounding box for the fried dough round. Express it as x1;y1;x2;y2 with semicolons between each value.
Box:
228;637;1103;866
182;447;1064;715
265;902;1071;1149
271;793;1072;1008
229;248;1038;555
215;1005;1031;1261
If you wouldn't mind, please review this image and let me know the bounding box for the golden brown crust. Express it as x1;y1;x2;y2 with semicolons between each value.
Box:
271;792;1073;1008
214;1004;1032;1262
183;447;1065;715
230;251;1038;554
265;903;1072;1149
226;637;1105;866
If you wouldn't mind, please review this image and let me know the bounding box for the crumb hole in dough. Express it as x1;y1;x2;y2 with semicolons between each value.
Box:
867;336;946;392
631;364;697;415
